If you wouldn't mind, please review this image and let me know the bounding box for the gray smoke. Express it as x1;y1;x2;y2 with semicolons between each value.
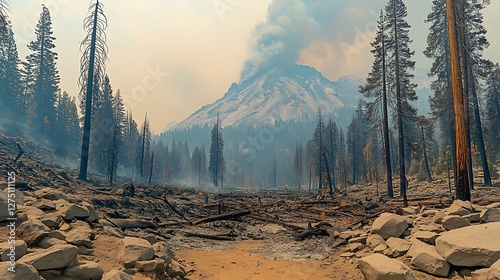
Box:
240;0;383;82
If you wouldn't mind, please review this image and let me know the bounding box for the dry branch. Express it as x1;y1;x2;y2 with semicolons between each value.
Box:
192;210;251;225
184;232;235;241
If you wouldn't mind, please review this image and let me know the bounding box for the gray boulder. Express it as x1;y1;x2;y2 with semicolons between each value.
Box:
410;244;450;277
436;222;500;267
0;262;39;280
121;237;155;268
358;253;416;280
371;213;408;240
19;244;78;270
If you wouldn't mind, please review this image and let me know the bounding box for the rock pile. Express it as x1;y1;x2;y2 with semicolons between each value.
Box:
354;200;500;279
0;186;188;280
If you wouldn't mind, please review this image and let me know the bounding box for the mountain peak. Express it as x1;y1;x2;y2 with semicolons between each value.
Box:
174;64;362;129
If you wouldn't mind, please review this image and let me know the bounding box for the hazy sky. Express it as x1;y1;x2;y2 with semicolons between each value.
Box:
8;0;500;132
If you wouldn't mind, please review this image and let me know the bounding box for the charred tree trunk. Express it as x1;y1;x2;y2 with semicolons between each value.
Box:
446;0;471;201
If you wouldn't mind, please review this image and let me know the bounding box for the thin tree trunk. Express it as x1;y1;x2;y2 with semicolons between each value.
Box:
381;21;393;198
392;0;408;207
469;69;492;186
148;151;154;184
446;0;471;201
79;2;99;180
421;123;432;181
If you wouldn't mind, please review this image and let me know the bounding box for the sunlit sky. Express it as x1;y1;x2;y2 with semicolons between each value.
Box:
8;0;500;132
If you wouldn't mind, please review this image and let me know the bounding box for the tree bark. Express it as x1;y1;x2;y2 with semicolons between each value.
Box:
446;0;471;201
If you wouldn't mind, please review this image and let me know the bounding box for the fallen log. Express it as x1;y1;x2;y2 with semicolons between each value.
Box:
184;232;235;241
14;143;24;163
192;210;251;225
110;218;157;229
247;214;304;231
162;196;193;224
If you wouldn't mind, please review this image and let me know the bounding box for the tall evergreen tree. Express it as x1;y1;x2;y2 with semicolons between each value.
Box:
0;26;23;120
458;0;492;186
360;10;394;198
26;5;59;138
425;0;457;185
209;114;224;187
54;91;80;156
385;0;418;206
138;113;151;180
79;0;108;180
325;120;338;192
0;0;9;36
485;63;500;163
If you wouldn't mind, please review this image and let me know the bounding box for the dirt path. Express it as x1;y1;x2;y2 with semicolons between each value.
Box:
177;241;364;280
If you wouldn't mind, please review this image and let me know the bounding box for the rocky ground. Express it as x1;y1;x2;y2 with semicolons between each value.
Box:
1;135;500;279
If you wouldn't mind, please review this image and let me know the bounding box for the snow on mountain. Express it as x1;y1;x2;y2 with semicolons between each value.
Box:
174;64;362;129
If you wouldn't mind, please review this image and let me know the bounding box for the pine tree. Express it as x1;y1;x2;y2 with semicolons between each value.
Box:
0;26;23;120
91;75;114;174
325;120;338;192
485;63;500;163
360;10;394;198
26;5;60;138
457;0;492;186
311;111;329;193
79;0;108;180
385;0;418;207
425;0;457;185
54;91;80;156
138;113;151;180
209;114;224;187
417;115;434;181
0;0;9;36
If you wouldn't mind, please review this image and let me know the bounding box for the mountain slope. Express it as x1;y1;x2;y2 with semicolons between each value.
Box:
174;64;363;128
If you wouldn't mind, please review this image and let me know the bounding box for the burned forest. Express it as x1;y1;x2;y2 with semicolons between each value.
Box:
1;0;500;279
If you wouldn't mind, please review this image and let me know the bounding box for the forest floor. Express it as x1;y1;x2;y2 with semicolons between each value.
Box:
1;134;500;279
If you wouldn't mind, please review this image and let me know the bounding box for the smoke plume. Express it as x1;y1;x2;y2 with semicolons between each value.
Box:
240;0;383;82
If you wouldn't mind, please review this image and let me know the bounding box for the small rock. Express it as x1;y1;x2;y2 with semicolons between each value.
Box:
35;188;69;201
121;237;155;268
371;213;408;240
366;234;385;250
411;244;450;277
153;241;175;264
348;242;365;252
340;252;356;258
373;244;387;254
401;207;419;216
28;199;56;211
412;231;440;245
0;240;27;261
47;230;67;240
102;270;133;280
463;212;480;223
37;236;67;249
447;200;473;216
261;224;287;235
358;253;416;280
348;236;367;244
19;244;78;270
143;235;157;245
0;262;39;280
136;258;167;272
82;201;99;223
386;237;411;257
39;212;63;228
63;204;90;220
15;219;50;245
65;221;93;247
480;208;500;223
64;261;103;280
441;215;470;231
166;259;187;278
